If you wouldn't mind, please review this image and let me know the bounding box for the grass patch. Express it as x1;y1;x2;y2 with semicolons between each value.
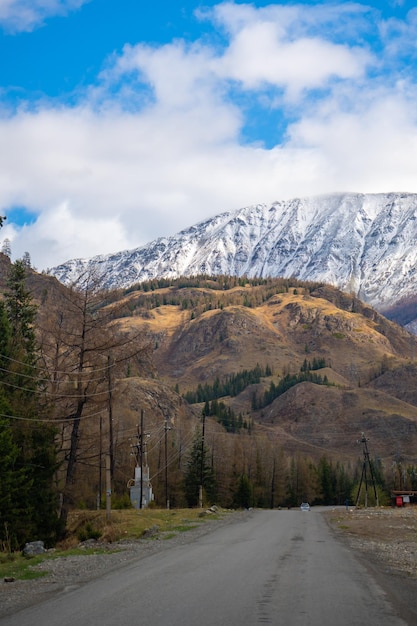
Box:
1;507;226;580
86;509;214;544
0;554;49;581
0;546;122;582
170;524;198;533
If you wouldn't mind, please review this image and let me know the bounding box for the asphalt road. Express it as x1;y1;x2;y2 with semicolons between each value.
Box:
0;509;409;626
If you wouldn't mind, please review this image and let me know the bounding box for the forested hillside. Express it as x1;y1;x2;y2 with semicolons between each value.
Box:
2;259;417;549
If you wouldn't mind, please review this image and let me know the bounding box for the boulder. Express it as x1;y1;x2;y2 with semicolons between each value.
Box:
23;540;45;556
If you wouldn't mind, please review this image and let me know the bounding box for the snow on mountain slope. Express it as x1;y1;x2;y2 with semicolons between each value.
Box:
48;192;417;309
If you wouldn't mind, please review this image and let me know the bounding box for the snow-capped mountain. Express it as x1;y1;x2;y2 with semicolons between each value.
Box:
49;192;417;310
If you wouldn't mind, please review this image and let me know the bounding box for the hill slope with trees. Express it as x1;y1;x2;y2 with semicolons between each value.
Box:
2;263;417;545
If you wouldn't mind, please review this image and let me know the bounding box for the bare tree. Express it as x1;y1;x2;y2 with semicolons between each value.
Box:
1;238;11;257
21;251;31;268
38;270;151;531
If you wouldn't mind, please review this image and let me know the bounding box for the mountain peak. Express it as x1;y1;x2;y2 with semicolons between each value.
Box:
48;192;417;310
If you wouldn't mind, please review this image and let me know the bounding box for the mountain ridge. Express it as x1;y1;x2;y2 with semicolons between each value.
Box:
5;257;417;505
107;277;417;464
48;192;417;314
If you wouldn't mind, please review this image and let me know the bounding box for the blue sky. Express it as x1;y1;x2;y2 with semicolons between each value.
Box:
1;0;417;270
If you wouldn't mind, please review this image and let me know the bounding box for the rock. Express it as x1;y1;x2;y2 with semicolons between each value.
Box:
78;539;98;549
23;541;45;556
142;525;159;538
199;506;218;518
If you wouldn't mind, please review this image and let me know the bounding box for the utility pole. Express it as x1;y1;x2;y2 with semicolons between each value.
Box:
199;412;206;509
129;410;151;509
270;456;276;509
107;354;115;479
165;417;171;509
97;415;103;510
140;409;144;508
106;453;111;521
355;433;379;507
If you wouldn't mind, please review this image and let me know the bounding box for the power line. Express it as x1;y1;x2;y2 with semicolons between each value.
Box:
0;351;117;376
0;408;106;424
0;378;118;398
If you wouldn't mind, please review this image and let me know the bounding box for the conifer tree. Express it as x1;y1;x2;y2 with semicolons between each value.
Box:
0;261;60;548
0;313;20;548
184;429;217;507
233;473;253;509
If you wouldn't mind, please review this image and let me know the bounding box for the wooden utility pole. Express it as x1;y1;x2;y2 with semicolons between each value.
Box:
106;453;111;521
140;409;144;509
107;354;114;479
97;415;103;510
199;413;206;509
165;417;171;509
270;456;276;509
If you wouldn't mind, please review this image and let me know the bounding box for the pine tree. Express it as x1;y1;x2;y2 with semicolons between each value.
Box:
21;251;31;268
5;260;37;364
0;401;20;549
183;429;217;507
0;301;23;549
0;261;60;548
1;237;11;257
233;474;253;509
317;456;336;505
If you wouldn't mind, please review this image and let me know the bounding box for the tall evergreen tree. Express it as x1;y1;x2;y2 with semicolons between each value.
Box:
0;262;60;548
0;396;20;548
317;456;337;505
233;473;253;509
183;429;217;507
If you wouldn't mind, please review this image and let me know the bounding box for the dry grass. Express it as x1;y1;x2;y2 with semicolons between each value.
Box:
58;507;222;549
0;508;225;581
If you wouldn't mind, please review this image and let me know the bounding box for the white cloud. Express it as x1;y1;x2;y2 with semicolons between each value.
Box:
207;2;372;41
2;202;129;270
287;89;417;192
2;2;417;270
206;2;374;98
0;0;89;33
215;22;371;98
105;42;219;111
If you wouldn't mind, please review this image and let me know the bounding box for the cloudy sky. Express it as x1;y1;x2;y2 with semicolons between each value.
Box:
1;0;416;270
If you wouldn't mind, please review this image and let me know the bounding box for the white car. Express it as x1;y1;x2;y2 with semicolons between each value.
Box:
300;502;310;511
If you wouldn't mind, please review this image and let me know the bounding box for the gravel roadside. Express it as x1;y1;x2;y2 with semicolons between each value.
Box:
0;511;250;619
325;507;417;625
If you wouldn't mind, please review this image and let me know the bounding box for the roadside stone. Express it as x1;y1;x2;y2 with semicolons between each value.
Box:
78;538;98;548
22;541;45;556
142;524;159;538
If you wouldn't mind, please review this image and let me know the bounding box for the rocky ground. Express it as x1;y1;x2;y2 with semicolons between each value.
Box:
325;506;417;624
1;507;417;621
325;506;417;579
